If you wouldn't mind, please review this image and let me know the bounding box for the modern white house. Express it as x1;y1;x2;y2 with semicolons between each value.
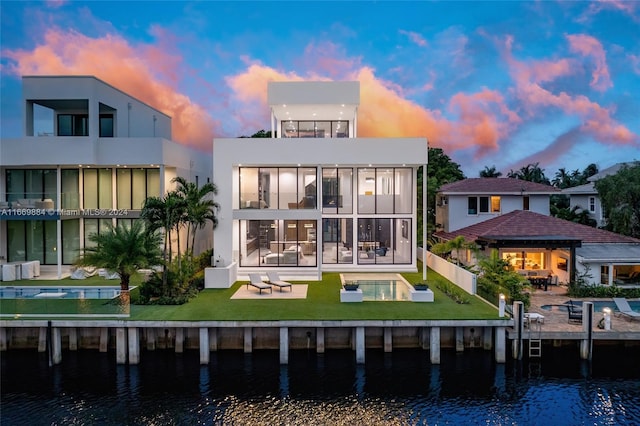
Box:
435;178;560;233
207;81;427;287
0;76;211;279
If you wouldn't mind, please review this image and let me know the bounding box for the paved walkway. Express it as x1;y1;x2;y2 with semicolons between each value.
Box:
524;285;640;334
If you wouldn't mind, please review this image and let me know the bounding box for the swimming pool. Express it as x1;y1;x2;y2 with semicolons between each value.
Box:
541;300;640;313
340;273;412;301
0;286;134;300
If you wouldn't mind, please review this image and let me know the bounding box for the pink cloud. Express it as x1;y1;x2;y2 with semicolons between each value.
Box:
399;30;428;47
2;28;217;151
498;34;637;147
226;63;519;157
566;34;612;91
580;0;640;22
629;54;640;75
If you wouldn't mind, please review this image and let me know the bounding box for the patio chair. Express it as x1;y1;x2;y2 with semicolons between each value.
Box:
613;298;640;321
247;273;272;294
266;271;293;292
567;301;583;324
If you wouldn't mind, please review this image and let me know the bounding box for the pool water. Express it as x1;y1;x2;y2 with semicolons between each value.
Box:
0;286;132;299
341;273;412;301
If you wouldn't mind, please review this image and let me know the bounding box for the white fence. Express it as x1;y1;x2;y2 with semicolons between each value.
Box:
418;248;477;295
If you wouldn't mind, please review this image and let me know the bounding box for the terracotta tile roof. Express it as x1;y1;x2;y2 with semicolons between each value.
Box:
433;210;640;244
438;178;560;194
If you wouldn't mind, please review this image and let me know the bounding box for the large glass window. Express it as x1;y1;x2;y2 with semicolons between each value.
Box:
57;114;88;136
84;218;113;248
239;220;317;267
357;167;411;214
322;168;353;214
6;220;60;264
240;167;316;210
99;114;114;137
61;169;79;209
356;218;411;265
115;168;157;209
281;121;349;138
83;169;113;209
322;218;353;264
5;169;57;208
62;219;80;264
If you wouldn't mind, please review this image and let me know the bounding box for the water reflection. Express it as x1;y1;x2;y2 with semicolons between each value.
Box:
1;347;639;425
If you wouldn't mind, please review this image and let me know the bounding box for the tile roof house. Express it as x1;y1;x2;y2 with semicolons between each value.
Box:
434;210;640;286
562;162;640;228
435;178;560;233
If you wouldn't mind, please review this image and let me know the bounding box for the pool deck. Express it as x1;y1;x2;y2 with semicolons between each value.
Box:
509;284;640;340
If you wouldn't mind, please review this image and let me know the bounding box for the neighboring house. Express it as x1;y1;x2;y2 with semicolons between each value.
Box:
562;162;638;228
434;210;640;286
435;178;560;233
208;81;427;287
0;76;211;277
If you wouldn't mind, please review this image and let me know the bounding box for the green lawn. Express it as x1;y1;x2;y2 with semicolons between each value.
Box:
1;268;500;321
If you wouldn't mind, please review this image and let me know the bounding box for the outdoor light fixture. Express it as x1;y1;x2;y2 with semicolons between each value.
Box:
603;307;611;330
499;293;506;317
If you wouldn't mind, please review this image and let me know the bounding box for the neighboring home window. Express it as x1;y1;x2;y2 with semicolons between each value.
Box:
99;114;114;137
589;196;596;213
523;196;530;211
468;197;478;215
58;114;88;136
479;196;489;213
491;196;501;213
438;195;448;206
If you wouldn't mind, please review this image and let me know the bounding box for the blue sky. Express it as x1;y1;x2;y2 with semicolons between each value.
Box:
1;1;639;178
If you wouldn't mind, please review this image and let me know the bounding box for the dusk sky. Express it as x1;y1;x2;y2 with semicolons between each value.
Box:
1;1;639;177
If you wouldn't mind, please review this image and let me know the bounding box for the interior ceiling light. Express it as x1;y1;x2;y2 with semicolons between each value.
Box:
365;177;375;183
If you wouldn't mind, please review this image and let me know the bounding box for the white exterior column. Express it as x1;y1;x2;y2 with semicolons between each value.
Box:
128;327;140;364
430;327;440;364
51;327;62;365
495;327;506;363
316;327;325;353
355;326;365;364
455;327;464;352
244;327;252;353
384;327;393;353
199;327;210;364
175;328;184;353
279;327;289;364
116;328;127;364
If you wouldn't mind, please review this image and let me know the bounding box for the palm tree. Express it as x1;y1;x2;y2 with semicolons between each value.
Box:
172;177;219;254
479;165;502;178
141;191;187;285
75;221;162;300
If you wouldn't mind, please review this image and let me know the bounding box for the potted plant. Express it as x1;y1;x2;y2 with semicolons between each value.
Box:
343;281;359;291
413;282;429;291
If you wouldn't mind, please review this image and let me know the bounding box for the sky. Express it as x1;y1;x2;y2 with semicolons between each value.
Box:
1;0;639;178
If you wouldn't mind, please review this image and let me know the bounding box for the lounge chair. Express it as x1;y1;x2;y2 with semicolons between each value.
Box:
613;298;640;321
247;273;272;294
266;271;293;292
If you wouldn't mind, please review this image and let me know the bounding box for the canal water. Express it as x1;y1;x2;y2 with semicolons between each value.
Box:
2;346;640;425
